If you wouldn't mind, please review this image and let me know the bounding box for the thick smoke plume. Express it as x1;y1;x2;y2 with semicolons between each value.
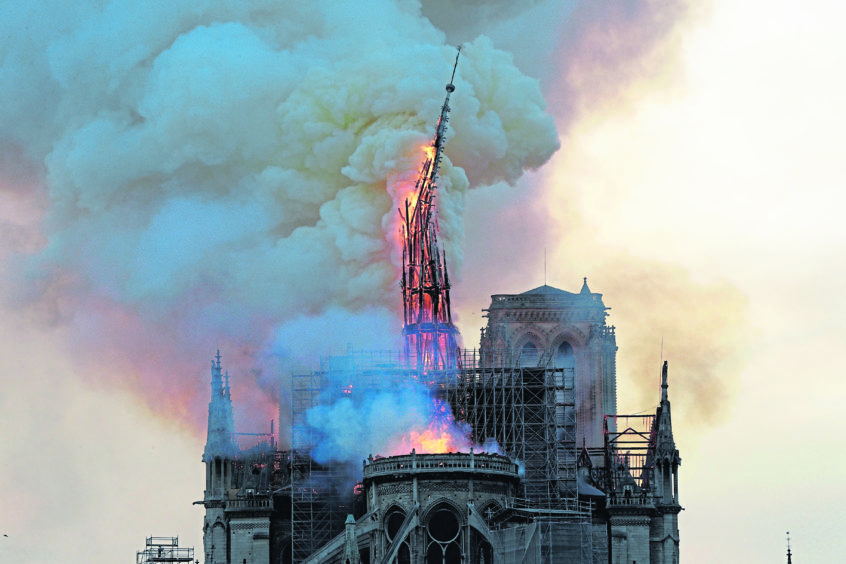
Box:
593;255;748;424
0;1;558;435
451;0;749;432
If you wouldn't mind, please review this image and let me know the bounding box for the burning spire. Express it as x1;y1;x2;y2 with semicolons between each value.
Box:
203;350;237;461
399;48;462;375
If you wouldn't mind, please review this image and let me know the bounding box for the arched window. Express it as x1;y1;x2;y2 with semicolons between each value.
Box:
425;504;462;564
385;507;410;564
478;539;494;564
519;342;539;367
554;341;575;368
397;543;411;564
282;541;292;564
385;507;406;542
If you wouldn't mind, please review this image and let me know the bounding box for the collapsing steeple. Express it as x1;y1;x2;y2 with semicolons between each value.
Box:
400;48;462;374
203;350;237;461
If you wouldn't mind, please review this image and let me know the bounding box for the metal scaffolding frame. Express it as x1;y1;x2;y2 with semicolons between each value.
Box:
136;537;194;564
446;349;578;508
291;369;339;563
290;347;596;563
447;349;594;564
290;350;410;562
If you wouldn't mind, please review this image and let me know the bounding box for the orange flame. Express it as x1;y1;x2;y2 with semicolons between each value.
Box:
422;143;436;162
388;143;439;262
403;427;464;453
392;144;437;213
388;399;472;454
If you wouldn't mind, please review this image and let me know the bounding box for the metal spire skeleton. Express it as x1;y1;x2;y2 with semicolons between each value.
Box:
400;47;462;375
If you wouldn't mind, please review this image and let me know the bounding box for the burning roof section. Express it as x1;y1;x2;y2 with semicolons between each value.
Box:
400;48;462;375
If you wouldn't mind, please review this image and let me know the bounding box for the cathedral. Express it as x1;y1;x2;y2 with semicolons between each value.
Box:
200;282;682;564
199;53;682;564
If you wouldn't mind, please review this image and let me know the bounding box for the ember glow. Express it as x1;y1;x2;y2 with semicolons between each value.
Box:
400;427;466;454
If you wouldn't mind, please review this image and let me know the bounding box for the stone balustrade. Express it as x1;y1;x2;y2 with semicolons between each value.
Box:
362;451;519;480
226;497;273;511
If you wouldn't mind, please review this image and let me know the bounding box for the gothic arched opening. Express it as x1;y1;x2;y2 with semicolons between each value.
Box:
385;507;406;542
519;342;539;367
555;341;575;368
425;504;462;564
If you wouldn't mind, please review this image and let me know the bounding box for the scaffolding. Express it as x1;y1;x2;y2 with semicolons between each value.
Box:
136;537;194;564
447;349;578;507
290;350;410;562
291;368;339;563
446;348;596;563
289;346;598;563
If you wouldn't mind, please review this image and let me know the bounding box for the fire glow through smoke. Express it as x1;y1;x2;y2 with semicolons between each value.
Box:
305;384;502;464
390;400;470;455
389;399;502;455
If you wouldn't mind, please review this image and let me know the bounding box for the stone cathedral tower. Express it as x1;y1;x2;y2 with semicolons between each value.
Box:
478;278;618;450
201;353;280;564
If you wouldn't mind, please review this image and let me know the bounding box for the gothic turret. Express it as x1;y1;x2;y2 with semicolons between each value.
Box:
202;351;237;564
655;362;678;464
650;361;682;563
203;350;236;462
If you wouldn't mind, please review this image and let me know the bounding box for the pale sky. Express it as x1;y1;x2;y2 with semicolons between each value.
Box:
2;1;844;562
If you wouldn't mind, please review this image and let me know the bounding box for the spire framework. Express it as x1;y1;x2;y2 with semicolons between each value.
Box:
400;48;462;376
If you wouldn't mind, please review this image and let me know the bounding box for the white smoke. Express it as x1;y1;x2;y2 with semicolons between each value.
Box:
0;1;559;429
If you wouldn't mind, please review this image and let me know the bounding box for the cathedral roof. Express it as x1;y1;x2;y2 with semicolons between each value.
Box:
521;284;577;296
577;474;606;498
486;279;608;315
